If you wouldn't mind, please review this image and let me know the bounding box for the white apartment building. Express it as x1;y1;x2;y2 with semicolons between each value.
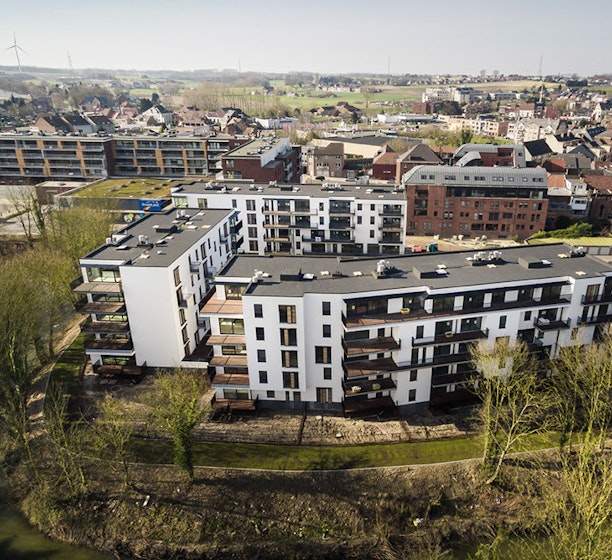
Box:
74;207;242;377
202;245;612;415
171;181;408;257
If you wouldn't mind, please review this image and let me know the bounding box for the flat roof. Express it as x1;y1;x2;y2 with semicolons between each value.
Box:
402;165;548;186
216;244;611;298
81;208;233;268
223;137;287;158
174;180;407;202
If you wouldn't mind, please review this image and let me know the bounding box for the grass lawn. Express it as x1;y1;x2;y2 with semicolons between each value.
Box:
527;236;612;247
48;333;86;417
71;178;184;199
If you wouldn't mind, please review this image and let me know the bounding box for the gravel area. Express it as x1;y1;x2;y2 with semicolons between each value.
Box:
81;368;475;446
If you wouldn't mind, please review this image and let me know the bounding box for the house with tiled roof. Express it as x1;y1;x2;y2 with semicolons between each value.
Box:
33;113;72;134
139;104;173;126
584;174;612;226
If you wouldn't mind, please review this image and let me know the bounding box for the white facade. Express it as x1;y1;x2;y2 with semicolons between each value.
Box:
203;246;612;415
75;208;241;374
172;180;408;257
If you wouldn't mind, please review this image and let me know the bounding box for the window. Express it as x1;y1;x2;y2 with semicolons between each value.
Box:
181;325;188;344
257;349;266;362
254;304;263;318
279;305;297;323
266;390;275;398
256;327;265;341
219;318;244;334
283;371;299;389
323;367;332;380
410;370;417;382
246;200;256;211
322;324;331;338
408;389;417;402
315;346;332;364
280;328;297;346
524;311;532;321
282;350;298;368
499;316;507;329
370;216;375;225
322;301;331;315
231;199;237;208
247;213;257;225
316;388;332;403
248;227;257;238
259;370;268;383
173;266;181;287
179;308;186;325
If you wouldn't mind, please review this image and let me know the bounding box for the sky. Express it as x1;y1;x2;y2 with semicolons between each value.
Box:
1;0;610;77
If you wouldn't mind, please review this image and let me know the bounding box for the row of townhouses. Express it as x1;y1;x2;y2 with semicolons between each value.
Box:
75;210;612;414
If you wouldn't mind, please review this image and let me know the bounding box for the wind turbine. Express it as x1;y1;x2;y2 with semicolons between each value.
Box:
5;33;26;72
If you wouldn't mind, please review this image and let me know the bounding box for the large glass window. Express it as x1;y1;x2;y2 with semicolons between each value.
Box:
219;318;244;335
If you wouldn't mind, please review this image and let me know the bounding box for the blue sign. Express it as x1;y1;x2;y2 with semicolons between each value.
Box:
138;199;163;212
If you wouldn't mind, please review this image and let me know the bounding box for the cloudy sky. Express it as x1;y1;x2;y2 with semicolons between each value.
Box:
1;0;609;76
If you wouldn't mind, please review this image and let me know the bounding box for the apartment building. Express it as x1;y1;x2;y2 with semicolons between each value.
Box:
452;144;526;168
202;245;612;415
171;180;408;256
74;207;242;377
0;133;247;183
221;137;301;183
402;166;548;239
0;134;112;182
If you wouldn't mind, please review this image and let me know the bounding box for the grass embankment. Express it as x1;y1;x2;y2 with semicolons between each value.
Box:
528;236;612;247
50;336;558;471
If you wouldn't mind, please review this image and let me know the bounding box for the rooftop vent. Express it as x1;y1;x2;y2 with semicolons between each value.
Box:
570;246;586;258
467;250;504;266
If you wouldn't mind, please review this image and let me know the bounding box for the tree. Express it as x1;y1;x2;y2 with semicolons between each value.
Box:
550;336;612;451
93;395;134;490
458;128;473;146
0;256;42;454
143;369;208;480
437;101;462;115
6;186;42;247
41;202;116;270
470;339;545;484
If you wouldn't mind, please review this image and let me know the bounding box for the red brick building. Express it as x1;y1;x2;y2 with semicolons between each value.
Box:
402;166;548;239
222;137;301;183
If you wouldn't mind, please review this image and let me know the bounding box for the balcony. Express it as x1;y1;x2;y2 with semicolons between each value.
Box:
84;337;134;352
581;292;612;305
207;334;246;345
201;296;243;316
211;372;250;386
533;317;571;331
76;301;126;314
412;328;489;347
73;282;122;295
380;233;403;244
578;313;612;325
344;337;400;357
406;351;472;369
81;321;130;335
343;395;396;417
429;387;475;407
379;207;404;216
431;369;475;387
343;308;428;329
343;377;396;397
209;355;248;367
344;357;401;379
93;363;145;382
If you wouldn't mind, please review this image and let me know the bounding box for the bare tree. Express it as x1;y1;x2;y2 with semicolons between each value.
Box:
142;369;208;481
470;339;546;484
92;395;134;490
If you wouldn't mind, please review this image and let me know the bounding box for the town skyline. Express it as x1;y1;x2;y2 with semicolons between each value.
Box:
2;0;610;77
